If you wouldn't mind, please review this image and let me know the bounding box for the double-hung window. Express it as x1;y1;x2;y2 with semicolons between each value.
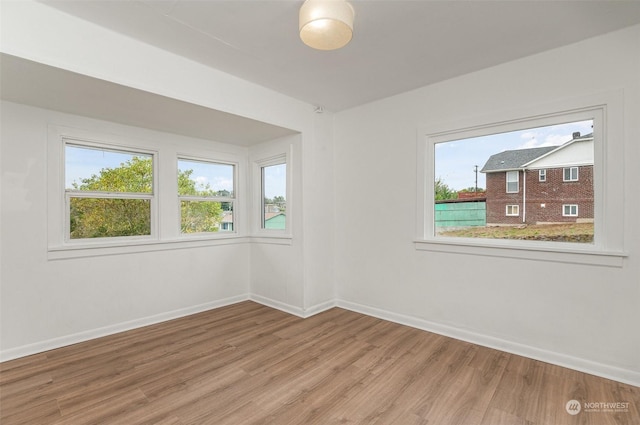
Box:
506;171;519;193
64;142;155;241
178;158;235;234
539;169;546;182
261;162;287;230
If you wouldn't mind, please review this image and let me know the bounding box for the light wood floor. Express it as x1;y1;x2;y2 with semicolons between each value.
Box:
1;301;638;424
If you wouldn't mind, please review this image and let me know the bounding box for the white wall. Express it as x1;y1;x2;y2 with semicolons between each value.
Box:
0;102;251;358
0;1;336;359
333;25;640;385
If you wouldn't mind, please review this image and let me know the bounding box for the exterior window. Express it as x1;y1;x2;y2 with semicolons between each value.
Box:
262;163;287;230
539;169;546;182
421;96;624;266
430;116;595;244
178;158;235;234
65;143;154;240
506;171;519;193
563;204;578;217
563;167;579;181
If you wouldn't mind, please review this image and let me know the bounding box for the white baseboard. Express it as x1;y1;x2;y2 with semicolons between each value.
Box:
3;294;638;387
0;294;249;362
336;299;640;387
249;294;335;318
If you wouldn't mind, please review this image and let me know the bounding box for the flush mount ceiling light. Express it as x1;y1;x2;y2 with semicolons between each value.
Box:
299;0;354;51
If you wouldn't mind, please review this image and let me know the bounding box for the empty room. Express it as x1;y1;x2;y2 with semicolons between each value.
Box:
1;1;639;424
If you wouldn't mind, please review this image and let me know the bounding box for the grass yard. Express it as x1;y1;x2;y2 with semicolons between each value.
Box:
439;222;594;243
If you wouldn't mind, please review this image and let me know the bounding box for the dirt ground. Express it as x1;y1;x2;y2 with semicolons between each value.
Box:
439;222;594;243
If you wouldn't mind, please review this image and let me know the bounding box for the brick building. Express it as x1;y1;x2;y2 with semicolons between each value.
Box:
481;133;593;225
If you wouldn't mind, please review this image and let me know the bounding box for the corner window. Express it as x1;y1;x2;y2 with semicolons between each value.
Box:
506;171;519;193
65;142;155;240
177;158;235;234
261;163;286;230
563;167;579;182
506;205;519;216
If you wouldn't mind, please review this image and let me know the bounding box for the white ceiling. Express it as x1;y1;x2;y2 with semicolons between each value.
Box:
36;0;640;112
0;54;298;146
3;1;640;145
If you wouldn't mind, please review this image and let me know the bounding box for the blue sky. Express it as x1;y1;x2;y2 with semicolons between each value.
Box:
66;145;286;198
262;163;287;199
178;159;234;194
434;120;593;191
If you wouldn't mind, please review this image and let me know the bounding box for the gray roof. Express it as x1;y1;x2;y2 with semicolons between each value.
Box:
480;133;594;173
480;132;593;173
480;146;556;173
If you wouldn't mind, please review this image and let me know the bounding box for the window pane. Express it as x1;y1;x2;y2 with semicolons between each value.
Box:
506;171;519;193
69;197;151;239
434;119;593;243
262;163;286;229
181;200;231;233
178;160;234;197
66;145;152;193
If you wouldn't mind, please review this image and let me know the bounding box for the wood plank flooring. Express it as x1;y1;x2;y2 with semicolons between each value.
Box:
1;301;638;424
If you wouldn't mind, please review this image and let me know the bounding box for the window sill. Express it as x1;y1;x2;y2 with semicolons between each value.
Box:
249;235;293;245
48;235;250;260
414;238;626;268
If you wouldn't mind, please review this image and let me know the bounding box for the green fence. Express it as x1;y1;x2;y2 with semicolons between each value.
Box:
435;201;486;228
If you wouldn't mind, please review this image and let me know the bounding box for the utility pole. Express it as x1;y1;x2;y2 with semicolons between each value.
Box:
474;165;478;193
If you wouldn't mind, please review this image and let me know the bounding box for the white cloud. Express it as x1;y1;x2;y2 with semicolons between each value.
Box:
544;133;572;146
195;176;209;188
212;177;233;191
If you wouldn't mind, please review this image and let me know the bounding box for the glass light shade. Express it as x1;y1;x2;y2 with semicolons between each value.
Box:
299;0;354;50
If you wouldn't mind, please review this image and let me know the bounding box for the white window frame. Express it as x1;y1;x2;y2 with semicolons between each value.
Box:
506;171;519;193
177;156;238;237
563;166;579;182
539;169;546;182
506;205;519;216
47;126;248;260
563;204;579;217
62;138;158;244
415;91;626;267
252;154;288;235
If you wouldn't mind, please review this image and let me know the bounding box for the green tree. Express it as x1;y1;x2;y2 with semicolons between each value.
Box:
70;157;223;238
460;186;485;193
70;157;153;239
435;177;458;201
176;168;224;233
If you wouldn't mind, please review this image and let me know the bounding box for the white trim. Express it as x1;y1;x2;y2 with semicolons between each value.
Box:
250;145;293;237
563;204;579;217
414;238;625;268
249;294;335;318
336;299;640;387
249;294;305;317
506;170;519;193
539;169;546;182
506;204;519;216
563;166;579;182
48;235;251;260
3;296;637;387
417;90;625;260
0;295;249;362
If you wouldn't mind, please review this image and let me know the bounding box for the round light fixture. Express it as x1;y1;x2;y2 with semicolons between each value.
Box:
299;0;354;51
